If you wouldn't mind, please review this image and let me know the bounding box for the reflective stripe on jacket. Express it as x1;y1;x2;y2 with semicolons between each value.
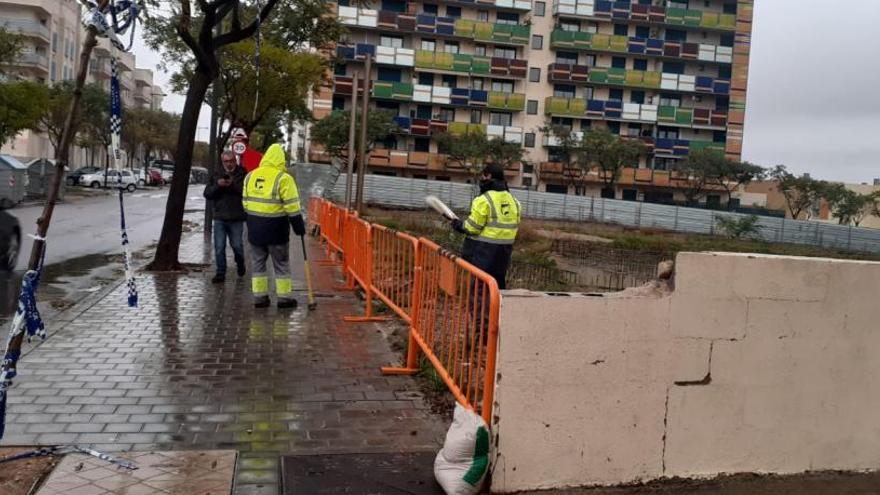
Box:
463;190;521;245
242;144;301;246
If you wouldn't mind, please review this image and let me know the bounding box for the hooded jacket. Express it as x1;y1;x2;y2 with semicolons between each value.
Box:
203;165;247;221
241;144;305;246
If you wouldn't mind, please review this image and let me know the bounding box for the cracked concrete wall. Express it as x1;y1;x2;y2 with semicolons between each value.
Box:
491;252;880;493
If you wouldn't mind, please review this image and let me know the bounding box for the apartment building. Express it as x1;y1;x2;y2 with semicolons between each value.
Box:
1;0;164;162
312;0;754;201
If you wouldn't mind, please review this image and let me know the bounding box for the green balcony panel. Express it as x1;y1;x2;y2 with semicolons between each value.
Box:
455;19;475;37
435;52;455;70
507;93;525;111
488;92;507;109
589;69;608;83
658;106;676;121
675;108;693;125
448;122;469;135
719;14;736;29
415;50;434;69
373;81;393;99
474;22;494;41
609;35;628;52
700;12;720;28
546;97;569;114
684;10;703;27
469;123;487;134
453;53;472;72
573;31;592;50
626;71;645;87
569;98;586;115
392;82;413;100
551;29;574;48
607;67;626;84
493;24;513;43
690;140;724;152
666;7;686;25
510;25;530;44
472;56;491;74
644;71;662;88
592;33;611;50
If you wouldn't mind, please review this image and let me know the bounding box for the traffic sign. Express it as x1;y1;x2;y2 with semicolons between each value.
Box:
232;142;247;155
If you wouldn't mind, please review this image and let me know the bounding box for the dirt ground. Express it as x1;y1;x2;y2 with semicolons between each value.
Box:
516;471;880;495
0;448;58;495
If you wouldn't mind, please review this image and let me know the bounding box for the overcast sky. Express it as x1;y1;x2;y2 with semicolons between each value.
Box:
132;0;880;183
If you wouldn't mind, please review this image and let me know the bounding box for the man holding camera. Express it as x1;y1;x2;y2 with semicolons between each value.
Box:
204;150;247;283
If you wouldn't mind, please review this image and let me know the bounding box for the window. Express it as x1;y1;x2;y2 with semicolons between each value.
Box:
334;63;346;76
715;96;730;111
446;6;461;18
52;33;58;52
376;101;400;113
718;65;732;79
413;175;428;180
627;124;642;137
522;177;533;187
50;61;56;81
381;0;407;12
416;105;433;119
422;3;438;14
584;54;597;66
609;89;624;101
477;10;489;21
474;45;487;56
636;26;650;39
546;184;568;194
713;130;727;143
613;24;628;36
534;1;546;16
723;3;737;14
633;59;648;71
496;12;519;25
524;133;536;148
720;33;734;47
559;20;580;32
332;95;345;110
553;84;576;99
631;90;645;104
612;57;626;69
657;127;679;139
523;163;534;173
531;35;543;50
653;158;675;171
529;67;541;82
470;109;482;124
584;22;599;34
489;112;512;126
491;80;514;93
665;29;687;42
527;100;539;115
414;137;430;152
380;36;404;48
438;107;455;122
660;94;681;107
441;74;457;88
663;61;685;75
668;1;688;9
493;47;516;59
551;117;573;129
472;78;485;90
378;67;402;82
418;72;434;85
556;51;578;65
607;121;621;134
444;42;460;54
583;87;594;100
420;39;436;51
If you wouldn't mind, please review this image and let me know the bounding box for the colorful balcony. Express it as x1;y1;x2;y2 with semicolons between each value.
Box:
360;81;526;111
414;50;527;78
547;63;731;95
392;117;451;136
444;0;533;10
336;44;415;66
549;29;732;64
654;138;725;157
448;122;524;143
544;96;728;129
550;0;737;32
338;7;530;45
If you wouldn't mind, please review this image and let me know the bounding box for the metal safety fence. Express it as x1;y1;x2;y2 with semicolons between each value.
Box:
310;198;500;425
329;174;880;254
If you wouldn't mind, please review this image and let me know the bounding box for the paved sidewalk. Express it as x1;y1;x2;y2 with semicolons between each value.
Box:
1;233;447;494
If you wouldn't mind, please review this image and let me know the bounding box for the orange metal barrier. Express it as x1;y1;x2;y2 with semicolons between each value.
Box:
370;225;419;324
315;201;500;425
307;196;323;231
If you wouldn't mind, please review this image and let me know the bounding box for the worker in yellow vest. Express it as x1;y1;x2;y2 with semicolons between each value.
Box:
451;164;521;289
242;144;305;308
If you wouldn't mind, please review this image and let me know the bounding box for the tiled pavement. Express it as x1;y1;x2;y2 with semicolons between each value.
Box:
1;233;448;494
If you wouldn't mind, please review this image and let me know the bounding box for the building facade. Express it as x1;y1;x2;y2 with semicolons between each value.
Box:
312;0;755;201
1;0;164;164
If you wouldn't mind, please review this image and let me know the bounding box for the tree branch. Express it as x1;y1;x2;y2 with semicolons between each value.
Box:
215;0;280;48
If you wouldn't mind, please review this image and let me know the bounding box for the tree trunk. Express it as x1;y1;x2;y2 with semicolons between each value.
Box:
148;69;213;271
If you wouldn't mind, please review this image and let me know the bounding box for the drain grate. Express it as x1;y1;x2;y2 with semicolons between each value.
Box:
280;453;443;494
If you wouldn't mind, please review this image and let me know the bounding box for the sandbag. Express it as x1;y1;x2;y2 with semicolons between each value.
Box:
434;403;490;495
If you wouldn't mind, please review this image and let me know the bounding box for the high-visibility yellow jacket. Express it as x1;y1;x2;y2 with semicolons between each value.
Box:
462;189;521;245
242;144;303;246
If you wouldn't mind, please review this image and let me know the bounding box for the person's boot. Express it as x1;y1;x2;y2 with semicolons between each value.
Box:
277;298;298;309
211;274;225;284
235;254;246;277
254;297;270;308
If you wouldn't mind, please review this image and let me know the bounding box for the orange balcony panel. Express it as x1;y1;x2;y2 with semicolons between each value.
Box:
634;168;653;183
389;151;409;167
427;154;445;170
653;170;671;187
410;151;430;167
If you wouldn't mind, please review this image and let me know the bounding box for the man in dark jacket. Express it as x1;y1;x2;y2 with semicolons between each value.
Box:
204;150;247;283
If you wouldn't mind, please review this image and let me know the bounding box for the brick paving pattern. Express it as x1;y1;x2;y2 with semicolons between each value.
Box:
1;234;447;494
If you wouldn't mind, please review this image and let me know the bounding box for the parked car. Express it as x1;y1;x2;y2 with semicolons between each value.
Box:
66;166;101;186
80;170;138;192
133;168;164;187
152;160;175;182
0;209;20;271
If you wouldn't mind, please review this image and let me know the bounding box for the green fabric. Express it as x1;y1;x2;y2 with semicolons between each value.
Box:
448;122;468;135
589;69;608;83
392;82;413;99
644;71;662;88
592;33;610;50
454;19;475;36
546;97;568;114
675;108;693;124
373;81;393;98
610;35;628;52
569;98;586;115
551;29;573;47
493;23;512;42
666;7;686;24
462;426;490;487
488;92;506;109
415;50;433;68
471;56;491;74
607;67;626;84
510;25;530;44
474;22;493;40
719;14;736;29
684;10;703;26
658;106;676;120
507;93;525;110
700;12;720;27
626;71;644;86
573;30;592;49
435;52;454;70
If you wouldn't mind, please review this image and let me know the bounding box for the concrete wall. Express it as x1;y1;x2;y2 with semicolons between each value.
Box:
491;252;880;492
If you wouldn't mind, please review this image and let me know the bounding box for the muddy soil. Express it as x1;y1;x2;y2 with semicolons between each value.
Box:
517;471;880;495
0;448;58;495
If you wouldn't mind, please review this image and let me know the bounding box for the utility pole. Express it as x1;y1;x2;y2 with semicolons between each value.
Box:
205;23;221;238
355;56;371;214
344;74;358;210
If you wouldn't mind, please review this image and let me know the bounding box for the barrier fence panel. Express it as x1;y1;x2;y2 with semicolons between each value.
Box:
341;215;388;322
370;225;419;324
306;196;323;231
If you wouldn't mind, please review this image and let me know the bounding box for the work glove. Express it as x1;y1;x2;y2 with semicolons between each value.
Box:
451;218;466;234
290;214;306;236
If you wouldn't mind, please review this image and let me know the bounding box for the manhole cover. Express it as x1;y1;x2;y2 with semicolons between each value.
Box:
281;453;444;494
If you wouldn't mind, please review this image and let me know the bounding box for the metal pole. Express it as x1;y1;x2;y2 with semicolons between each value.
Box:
344;74;358;210
355;56;371;214
205;75;219;238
